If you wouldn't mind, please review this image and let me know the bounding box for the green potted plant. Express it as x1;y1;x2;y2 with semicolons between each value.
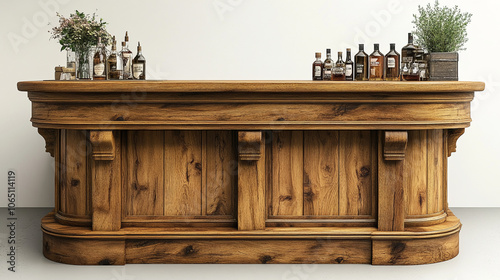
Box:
412;0;472;81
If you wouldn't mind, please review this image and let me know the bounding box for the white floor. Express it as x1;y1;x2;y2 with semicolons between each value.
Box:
0;208;499;280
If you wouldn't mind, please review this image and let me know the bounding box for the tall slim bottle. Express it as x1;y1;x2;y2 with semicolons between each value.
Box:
385;43;400;81
132;42;146;80
354;44;368;81
332;51;345;81
93;37;106;80
322;49;333;80
369;43;384;81
345;48;354;81
312;52;323;80
121;32;133;79
107;37;122;80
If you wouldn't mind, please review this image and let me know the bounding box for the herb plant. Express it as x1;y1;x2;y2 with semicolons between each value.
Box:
412;0;472;52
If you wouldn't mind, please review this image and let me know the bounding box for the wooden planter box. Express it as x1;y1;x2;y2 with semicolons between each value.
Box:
17;81;485;265
429;52;459;81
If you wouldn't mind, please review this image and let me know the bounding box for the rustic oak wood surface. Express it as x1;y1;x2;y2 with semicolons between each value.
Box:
18;80;484;265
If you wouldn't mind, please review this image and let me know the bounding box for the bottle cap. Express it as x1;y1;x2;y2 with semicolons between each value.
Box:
390;43;396;49
326;48;331;53
137;42;142;52
338;51;342;55
125;31;129;42
346;48;351;52
122;41;126;47
374;43;379;50
359;44;364;50
315;52;321;58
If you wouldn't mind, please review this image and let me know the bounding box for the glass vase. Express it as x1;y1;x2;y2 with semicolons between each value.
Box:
76;48;91;80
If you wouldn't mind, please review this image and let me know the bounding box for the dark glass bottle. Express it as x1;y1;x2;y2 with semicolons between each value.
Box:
132;42;146;80
401;33;416;80
369;44;384;81
312;52;323;80
332;51;346;81
354;44;368;81
93;37;106;80
385;43;400;81
106;37;122;80
322;49;333;80
345;48;354;81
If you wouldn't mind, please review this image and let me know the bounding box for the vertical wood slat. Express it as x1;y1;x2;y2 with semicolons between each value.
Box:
61;130;88;216
91;131;121;231
238;131;265;230
271;131;304;216
339;131;373;216
54;130;61;214
206;131;236;216
164;131;202;216
303;131;339;216
126;131;164;216
427;130;444;214
404;130;428;216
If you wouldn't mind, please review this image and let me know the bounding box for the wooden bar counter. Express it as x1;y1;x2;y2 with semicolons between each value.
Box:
17;80;485;265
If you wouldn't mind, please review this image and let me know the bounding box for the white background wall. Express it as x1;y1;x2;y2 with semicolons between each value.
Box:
1;0;499;207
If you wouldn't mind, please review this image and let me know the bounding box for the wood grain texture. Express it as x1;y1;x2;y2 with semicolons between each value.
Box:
271;131;304;216
427;130;444;214
383;131;408;161
125;131;164;216
447;128;465;157
404;131;428;216
37;128;56;157
206;131;236;216
303;131;339;216
238;131;265;230
339;131;374;216
91;131;121;231
164;131;202;216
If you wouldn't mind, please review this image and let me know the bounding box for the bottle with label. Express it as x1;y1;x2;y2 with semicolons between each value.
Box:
345;48;354;81
132;42;146;80
107;37;122;80
332;51;346;81
312;52;323;81
401;33;416;80
354;44;368;81
402;62;420;81
93;37;106;80
369;44;384;81
385;43;400;81
121;32;133;80
322;49;333;80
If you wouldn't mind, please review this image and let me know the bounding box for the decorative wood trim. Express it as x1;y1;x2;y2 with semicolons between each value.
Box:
37;128;57;157
238;131;262;161
447;128;465;157
383;131;408;161
89;131;115;160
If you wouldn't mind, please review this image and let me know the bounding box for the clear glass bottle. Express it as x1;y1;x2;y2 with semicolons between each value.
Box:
132;42;146;80
369;43;384;81
107;37;122;80
402;62;420;81
322;48;333;81
354;44;368;81
121;32;133;80
312;52;323;81
93;37;107;80
385;43;400;81
332;51;346;81
345;48;354;81
415;48;429;81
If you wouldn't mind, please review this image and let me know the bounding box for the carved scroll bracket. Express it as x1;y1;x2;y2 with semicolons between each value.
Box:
447;128;465;157
383;131;408;161
89;131;115;161
37;128;57;157
238;131;262;161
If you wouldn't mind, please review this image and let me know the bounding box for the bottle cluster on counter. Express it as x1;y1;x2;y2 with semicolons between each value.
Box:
312;33;428;81
93;31;147;80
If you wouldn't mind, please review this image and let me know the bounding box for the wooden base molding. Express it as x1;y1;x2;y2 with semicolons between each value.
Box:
42;210;461;265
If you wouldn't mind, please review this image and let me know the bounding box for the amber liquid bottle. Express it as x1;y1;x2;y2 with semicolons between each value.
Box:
312;52;323;80
93;37;106;80
107;38;122;80
354;44;368;81
345;48;354;81
132;42;146;80
369;44;384;81
322;49;333;80
401;33;416;80
385;43;400;81
332;52;346;81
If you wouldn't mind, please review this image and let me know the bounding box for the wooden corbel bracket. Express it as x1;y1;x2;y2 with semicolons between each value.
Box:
383;131;408;161
238;131;262;161
447;128;465;157
37;128;57;157
89;131;115;161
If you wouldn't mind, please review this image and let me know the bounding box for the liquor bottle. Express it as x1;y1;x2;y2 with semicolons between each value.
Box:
385;43;400;81
369;44;384;81
332;51;346;81
121;32;133;80
345;48;354;81
401;33;416;79
106;37;122;80
402;62;420;81
132;42;146;80
322;49;333;80
93;37;106;80
312;52;323;80
354;44;368;81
